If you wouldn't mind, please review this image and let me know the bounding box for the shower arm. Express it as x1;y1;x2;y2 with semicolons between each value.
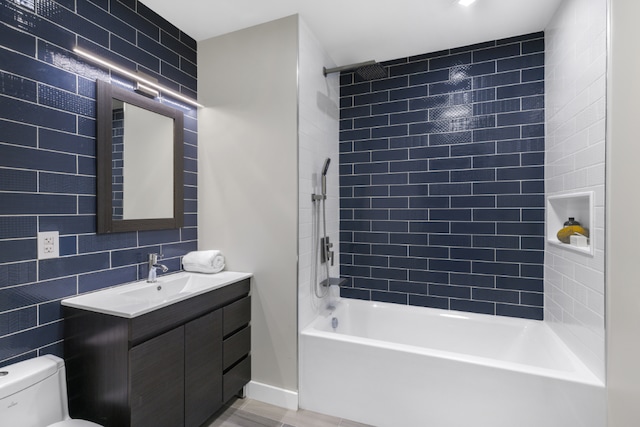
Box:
323;60;376;76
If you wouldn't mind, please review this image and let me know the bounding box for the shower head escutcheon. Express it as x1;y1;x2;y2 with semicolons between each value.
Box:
323;60;388;81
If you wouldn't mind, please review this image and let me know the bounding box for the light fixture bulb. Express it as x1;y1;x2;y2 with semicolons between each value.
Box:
459;0;476;6
135;82;159;98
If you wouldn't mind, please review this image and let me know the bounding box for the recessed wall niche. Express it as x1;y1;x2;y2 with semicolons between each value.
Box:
546;192;594;256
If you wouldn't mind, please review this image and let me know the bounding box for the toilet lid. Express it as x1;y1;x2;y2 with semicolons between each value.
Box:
49;420;104;427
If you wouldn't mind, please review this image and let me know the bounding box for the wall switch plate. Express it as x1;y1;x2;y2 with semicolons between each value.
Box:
38;231;59;259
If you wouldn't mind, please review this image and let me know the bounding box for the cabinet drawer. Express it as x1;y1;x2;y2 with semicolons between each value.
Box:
223;296;250;336
223;356;251;402
223;326;250;370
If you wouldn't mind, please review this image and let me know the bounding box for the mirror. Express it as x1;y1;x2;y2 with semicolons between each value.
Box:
96;80;184;233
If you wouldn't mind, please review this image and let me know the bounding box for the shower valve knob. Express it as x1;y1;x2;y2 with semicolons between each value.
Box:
321;237;334;264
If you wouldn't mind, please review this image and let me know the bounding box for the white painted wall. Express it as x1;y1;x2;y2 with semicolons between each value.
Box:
197;15;299;395
544;0;607;382
298;18;340;331
606;0;640;423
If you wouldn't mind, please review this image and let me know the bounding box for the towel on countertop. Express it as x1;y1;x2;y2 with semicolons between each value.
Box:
182;250;225;274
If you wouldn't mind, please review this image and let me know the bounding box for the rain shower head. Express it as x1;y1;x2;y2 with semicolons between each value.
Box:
323;60;388;81
322;158;331;176
355;63;387;80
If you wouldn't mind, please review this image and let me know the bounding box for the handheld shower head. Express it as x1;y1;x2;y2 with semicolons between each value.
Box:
322;158;331;176
321;158;331;197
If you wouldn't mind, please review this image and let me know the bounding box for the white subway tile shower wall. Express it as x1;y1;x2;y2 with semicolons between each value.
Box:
544;0;606;382
298;18;340;331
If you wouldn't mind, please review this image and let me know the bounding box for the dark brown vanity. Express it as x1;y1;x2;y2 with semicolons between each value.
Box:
63;275;251;427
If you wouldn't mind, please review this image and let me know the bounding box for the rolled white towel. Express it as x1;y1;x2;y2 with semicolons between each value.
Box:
182;250;225;274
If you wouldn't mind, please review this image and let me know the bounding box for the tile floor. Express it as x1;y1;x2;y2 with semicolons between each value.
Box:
206;397;374;427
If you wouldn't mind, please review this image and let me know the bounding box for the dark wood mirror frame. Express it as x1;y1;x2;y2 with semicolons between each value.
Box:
96;79;184;234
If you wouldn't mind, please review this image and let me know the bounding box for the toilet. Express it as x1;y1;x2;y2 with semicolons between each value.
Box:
0;355;102;427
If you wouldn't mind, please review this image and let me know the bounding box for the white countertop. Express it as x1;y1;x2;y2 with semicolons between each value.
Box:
61;271;252;318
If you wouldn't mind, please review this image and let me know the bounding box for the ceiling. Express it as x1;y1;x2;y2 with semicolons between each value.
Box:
142;0;564;66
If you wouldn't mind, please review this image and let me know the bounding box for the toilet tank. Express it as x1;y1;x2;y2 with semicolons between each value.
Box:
0;355;68;427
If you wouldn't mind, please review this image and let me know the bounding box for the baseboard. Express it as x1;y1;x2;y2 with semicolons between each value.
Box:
245;380;298;410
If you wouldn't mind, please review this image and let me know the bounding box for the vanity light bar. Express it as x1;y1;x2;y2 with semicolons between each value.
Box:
73;47;204;108
459;0;476;6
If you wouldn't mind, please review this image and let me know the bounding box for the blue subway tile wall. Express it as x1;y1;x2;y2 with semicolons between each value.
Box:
0;0;197;366
339;33;544;320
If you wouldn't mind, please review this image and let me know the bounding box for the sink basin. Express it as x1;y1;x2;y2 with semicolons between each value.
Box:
61;271;252;318
120;275;191;302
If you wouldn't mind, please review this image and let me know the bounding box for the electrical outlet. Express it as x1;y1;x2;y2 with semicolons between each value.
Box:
38;231;59;259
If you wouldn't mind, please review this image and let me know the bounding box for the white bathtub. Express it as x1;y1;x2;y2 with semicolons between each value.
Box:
299;299;605;427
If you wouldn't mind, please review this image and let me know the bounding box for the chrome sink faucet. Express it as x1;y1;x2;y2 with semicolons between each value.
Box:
147;253;169;283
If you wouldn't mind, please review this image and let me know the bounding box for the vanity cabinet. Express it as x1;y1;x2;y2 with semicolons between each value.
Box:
64;278;251;427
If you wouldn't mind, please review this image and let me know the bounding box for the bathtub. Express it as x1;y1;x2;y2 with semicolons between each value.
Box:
299;299;605;427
